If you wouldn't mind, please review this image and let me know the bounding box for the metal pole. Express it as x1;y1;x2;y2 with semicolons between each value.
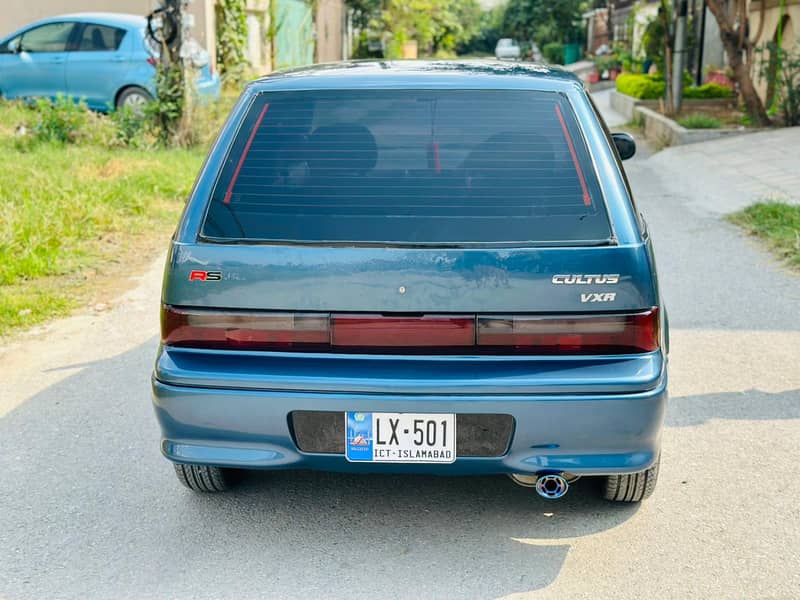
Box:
673;0;688;112
696;0;706;86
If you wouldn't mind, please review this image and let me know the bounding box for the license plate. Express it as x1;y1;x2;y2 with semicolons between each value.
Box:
345;412;456;463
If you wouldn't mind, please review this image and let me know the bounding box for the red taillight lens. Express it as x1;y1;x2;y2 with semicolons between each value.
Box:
147;57;157;67
162;307;329;350
476;308;659;354
161;306;659;355
331;315;474;348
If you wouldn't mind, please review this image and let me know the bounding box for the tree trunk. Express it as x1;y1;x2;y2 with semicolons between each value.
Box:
705;0;771;127
720;29;771;126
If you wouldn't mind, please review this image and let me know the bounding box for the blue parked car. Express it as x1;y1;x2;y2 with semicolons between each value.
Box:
152;61;668;502
0;13;220;111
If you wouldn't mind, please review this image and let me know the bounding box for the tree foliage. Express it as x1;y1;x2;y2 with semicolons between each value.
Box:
756;42;800;126
215;0;248;85
345;0;382;30
382;0;482;56
456;6;505;55
149;58;185;145
346;0;482;58
502;0;585;47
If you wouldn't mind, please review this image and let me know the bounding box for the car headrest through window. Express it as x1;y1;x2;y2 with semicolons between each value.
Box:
306;124;378;176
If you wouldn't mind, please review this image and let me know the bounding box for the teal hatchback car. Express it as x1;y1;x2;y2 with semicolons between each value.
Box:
0;12;220;111
152;61;667;502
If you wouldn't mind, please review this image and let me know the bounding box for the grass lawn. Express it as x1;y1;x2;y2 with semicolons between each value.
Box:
677;113;723;129
728;201;800;269
0;101;206;335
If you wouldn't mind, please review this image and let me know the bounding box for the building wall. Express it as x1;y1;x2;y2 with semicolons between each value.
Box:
1;0;157;36
631;1;658;58
609;0;637;45
701;8;723;72
585;8;610;54
749;0;800;102
241;0;269;74
750;0;799;48
194;0;217;70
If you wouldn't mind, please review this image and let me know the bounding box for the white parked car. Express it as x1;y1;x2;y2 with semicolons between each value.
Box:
495;38;521;60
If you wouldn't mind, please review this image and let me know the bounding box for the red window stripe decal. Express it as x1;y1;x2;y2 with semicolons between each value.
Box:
554;104;592;207
223;102;270;205
432;141;441;175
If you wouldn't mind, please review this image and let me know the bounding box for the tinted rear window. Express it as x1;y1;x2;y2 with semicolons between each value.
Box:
201;89;611;245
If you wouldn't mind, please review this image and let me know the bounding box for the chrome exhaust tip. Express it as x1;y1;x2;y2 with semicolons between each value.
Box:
534;473;569;499
508;472;576;498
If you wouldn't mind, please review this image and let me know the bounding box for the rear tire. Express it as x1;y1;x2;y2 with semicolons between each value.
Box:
173;463;237;493
116;86;153;113
603;455;660;502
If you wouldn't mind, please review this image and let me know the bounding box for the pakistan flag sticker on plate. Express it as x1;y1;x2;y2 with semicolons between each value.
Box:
346;412;374;461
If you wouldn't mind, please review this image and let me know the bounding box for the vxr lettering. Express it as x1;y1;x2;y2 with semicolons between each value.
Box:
581;292;616;303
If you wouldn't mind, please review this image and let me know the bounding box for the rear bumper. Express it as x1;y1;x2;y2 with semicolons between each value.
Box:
151;349;667;476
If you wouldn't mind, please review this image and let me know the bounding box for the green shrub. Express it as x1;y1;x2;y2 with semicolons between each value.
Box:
593;55;620;74
617;75;734;101
109;106;152;148
433;48;458;59
677;113;723;129
756;42;800;126
611;43;638;73
33;95;90;144
684;83;734;99
616;73;665;99
215;0;249;87
543;42;565;65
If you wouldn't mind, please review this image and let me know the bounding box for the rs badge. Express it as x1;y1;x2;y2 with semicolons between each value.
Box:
189;270;222;281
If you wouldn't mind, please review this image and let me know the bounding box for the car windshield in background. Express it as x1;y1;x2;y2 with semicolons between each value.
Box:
202;89;611;246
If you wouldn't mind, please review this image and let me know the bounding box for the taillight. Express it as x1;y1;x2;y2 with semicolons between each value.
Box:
162;307;329;351
476;309;659;354
331;315;474;349
161;306;659;355
147;57;157;67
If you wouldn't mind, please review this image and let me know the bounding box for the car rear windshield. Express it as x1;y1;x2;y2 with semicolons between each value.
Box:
201;89;612;246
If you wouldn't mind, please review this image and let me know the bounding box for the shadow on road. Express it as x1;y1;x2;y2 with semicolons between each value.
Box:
8;340;798;598
3;335;798;594
0;338;641;599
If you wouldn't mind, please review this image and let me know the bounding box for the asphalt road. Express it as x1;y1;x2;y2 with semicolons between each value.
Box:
2;128;799;599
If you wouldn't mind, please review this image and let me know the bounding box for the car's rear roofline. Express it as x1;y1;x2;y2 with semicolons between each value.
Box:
196;235;617;248
248;60;584;93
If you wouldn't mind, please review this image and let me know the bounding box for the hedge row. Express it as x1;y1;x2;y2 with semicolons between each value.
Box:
616;74;734;100
615;74;665;99
683;83;735;99
543;42;564;65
